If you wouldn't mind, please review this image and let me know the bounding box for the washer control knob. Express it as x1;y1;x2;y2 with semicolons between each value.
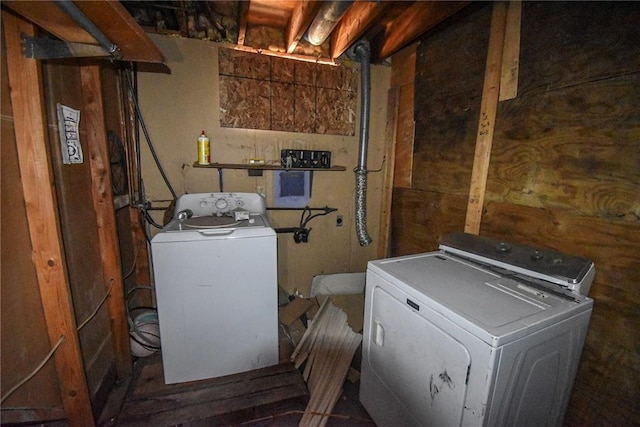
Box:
215;198;228;211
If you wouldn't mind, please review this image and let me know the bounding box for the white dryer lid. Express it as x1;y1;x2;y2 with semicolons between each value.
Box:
367;253;593;346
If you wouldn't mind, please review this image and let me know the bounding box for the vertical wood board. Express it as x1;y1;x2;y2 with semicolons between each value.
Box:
499;0;521;101
1;33;62;410
80;64;132;378
391;44;416;189
464;1;508;234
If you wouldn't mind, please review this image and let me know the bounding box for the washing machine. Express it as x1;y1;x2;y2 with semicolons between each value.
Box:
150;192;278;384
360;232;595;426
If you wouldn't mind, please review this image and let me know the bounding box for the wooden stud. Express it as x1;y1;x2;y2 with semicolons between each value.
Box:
464;2;509;234
236;0;250;46
391;44;417;190
499;1;522;101
80;65;132;378
2;11;95;426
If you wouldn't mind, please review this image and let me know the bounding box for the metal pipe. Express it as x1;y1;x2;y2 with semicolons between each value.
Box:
354;41;372;247
305;1;354;46
54;0;122;59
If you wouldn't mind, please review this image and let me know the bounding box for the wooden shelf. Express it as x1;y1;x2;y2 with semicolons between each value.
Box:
193;162;347;172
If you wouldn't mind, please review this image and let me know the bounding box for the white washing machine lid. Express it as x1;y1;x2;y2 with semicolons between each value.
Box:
367;252;593;346
151;214;275;244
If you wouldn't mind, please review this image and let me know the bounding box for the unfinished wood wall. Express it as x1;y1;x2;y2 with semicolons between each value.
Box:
1;19;136;423
390;2;639;425
41;61;117;404
1;34;64;420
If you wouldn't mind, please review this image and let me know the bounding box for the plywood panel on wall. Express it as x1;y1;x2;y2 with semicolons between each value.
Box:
413;5;491;196
219;49;357;135
393;2;640;425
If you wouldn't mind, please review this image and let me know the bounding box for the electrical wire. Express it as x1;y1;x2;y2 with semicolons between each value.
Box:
76;283;114;331
0;336;66;404
122;243;140;280
123;65;177;200
299;206;336;229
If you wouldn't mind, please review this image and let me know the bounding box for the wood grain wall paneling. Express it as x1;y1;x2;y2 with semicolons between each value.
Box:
412;5;491;196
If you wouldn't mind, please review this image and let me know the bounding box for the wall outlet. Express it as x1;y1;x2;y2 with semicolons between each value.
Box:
257;186;266;197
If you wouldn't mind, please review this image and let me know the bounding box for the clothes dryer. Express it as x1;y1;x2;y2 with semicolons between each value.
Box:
360;232;594;426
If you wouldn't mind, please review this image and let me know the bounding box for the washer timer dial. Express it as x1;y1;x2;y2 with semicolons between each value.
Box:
215;198;229;211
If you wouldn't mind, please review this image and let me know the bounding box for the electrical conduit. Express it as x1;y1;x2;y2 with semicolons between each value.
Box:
354;41;372;247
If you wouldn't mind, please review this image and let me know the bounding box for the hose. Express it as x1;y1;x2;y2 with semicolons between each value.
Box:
354;41;372;247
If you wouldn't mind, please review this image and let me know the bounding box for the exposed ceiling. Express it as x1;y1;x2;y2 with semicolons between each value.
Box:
121;0;473;64
2;1;473;65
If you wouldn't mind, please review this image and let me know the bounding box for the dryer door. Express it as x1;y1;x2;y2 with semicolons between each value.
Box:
366;286;471;426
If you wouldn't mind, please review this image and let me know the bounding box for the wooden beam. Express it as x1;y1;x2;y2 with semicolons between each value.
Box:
390;43;417;189
237;0;250;46
464;2;509;234
330;1;388;59
219;43;337;66
2;11;95;426
3;0;164;63
499;0;522;101
377;1;470;60
80;65;132;378
285;0;322;54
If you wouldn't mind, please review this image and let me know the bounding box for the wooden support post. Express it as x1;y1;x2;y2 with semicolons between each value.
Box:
464;2;508;234
2;11;95;426
499;1;522;101
80;65;132;378
391;43;417;189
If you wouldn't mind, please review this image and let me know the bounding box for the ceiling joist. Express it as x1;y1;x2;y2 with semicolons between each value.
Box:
378;1;471;59
330;1;389;59
285;0;322;54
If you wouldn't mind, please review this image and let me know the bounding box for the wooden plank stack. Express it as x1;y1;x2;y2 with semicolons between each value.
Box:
290;299;363;427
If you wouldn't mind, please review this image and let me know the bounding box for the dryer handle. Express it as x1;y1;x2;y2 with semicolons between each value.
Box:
198;229;235;237
373;319;385;346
